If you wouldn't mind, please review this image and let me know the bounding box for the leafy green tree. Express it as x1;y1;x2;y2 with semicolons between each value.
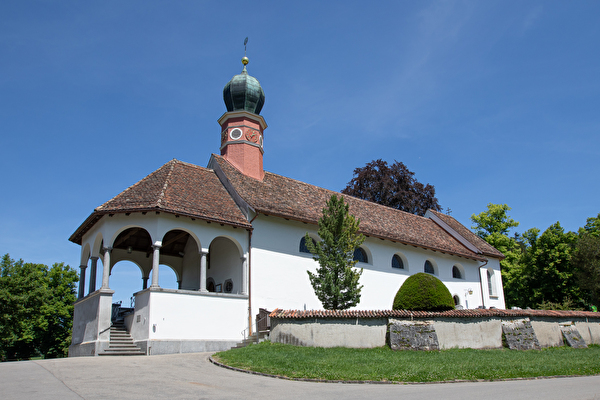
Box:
573;233;600;309
38;262;79;358
0;254;78;361
471;204;522;308
518;223;581;309
580;212;600;237
471;204;519;238
341;159;441;216
305;195;365;310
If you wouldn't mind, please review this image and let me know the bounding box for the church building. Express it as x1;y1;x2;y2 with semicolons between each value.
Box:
68;55;506;357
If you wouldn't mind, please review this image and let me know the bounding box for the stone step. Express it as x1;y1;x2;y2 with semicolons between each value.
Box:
233;331;270;349
98;322;145;356
100;350;145;356
107;343;139;348
110;333;132;338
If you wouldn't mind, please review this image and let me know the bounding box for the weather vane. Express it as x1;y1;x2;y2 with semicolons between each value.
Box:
242;37;249;67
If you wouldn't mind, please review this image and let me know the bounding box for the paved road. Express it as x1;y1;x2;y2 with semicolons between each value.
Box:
1;353;600;400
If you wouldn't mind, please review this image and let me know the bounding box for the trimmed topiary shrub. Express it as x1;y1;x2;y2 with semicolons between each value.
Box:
393;273;455;311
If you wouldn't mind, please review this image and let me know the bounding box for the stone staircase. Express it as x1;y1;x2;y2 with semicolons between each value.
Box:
233;330;270;349
99;321;145;356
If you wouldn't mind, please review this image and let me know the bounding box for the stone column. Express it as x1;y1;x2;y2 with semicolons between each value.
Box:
101;247;112;289
88;256;98;294
142;277;149;290
150;244;161;288
199;250;208;293
78;265;87;299
241;256;248;295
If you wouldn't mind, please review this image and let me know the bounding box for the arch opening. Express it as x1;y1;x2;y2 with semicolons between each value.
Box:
207;236;243;294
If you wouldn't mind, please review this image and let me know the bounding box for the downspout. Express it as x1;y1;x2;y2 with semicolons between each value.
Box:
478;259;489;309
247;212;260;336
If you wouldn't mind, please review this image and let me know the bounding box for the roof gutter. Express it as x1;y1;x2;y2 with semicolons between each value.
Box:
246;212;260;336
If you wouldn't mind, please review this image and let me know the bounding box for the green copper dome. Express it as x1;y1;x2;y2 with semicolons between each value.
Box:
223;58;265;115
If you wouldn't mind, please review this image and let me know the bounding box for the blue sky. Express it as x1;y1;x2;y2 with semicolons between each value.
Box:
1;1;599;302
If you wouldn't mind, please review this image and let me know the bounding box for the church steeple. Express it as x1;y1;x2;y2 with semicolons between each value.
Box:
219;45;267;181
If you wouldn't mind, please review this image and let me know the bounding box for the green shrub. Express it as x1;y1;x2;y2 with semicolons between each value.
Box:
393;273;454;311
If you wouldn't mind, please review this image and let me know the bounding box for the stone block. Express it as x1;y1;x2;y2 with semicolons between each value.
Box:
388;320;439;351
501;319;540;350
561;325;587;348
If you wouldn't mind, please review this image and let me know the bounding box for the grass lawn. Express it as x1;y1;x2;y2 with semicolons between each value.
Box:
213;341;600;382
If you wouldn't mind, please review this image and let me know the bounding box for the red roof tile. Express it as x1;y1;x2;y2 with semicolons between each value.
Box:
69;159;250;244
212;155;491;261
269;308;600;319
70;155;505;264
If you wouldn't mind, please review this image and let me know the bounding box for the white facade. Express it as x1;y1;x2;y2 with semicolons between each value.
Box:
70;205;505;356
250;214;505;321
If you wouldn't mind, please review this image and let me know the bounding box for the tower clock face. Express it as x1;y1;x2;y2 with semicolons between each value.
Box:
245;129;259;143
230;128;243;140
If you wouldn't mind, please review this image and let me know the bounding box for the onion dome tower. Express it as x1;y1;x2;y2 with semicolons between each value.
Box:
219;53;267;181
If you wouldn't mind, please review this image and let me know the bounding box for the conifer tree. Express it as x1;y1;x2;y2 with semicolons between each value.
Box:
305;195;365;310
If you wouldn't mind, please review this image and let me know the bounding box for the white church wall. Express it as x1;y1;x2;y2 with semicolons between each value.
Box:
128;289;151;341
250;216;322;319
480;258;506;309
249;215;504;322
145;289;247;341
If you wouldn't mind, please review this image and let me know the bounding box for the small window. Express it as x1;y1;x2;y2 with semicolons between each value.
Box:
353;247;368;263
392;254;404;269
224;279;233;293
299;236;316;254
424;260;434;274
452;265;462;279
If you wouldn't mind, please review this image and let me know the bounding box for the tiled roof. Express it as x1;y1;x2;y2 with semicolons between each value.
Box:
212;155;491;261
69;159;251;244
269;308;600;319
71;154;504;263
428;210;505;259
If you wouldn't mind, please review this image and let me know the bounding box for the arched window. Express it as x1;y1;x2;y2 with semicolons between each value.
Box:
487;270;496;296
453;295;460;306
207;278;215;293
424;260;434;274
392;254;404;269
353;247;368;263
300;236;317;254
452;265;462;279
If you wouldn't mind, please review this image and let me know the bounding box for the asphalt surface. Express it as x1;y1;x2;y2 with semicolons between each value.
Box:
1;353;600;400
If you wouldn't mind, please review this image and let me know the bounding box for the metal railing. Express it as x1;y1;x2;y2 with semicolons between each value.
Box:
241;309;271;340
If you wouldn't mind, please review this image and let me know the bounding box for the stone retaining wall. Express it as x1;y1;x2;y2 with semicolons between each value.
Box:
269;309;600;350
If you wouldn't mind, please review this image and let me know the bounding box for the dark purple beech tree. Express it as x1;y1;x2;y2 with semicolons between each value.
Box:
341;159;441;217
